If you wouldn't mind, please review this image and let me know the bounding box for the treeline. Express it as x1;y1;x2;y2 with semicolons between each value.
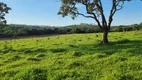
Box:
0;23;142;38
111;24;142;32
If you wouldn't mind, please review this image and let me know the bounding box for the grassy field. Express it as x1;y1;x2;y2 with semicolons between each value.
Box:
0;31;142;80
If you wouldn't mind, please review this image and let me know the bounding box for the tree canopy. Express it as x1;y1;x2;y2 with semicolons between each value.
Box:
0;2;11;24
58;0;132;44
58;0;131;27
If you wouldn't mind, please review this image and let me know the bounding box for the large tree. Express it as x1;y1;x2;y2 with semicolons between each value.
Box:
0;2;11;24
58;0;132;44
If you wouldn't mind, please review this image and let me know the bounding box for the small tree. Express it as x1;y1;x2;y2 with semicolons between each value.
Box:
58;0;132;44
0;2;11;25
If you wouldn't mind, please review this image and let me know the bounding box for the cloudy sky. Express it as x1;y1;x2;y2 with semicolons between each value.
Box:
1;0;142;26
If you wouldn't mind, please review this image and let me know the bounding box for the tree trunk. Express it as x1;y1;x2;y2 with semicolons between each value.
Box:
101;30;109;44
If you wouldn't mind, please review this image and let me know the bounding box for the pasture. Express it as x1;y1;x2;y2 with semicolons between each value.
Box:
0;31;142;80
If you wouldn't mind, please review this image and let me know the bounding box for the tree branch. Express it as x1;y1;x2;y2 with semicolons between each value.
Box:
108;0;125;30
94;0;108;27
77;12;94;18
81;0;102;28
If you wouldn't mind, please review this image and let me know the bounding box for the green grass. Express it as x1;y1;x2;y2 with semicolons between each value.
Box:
0;31;142;80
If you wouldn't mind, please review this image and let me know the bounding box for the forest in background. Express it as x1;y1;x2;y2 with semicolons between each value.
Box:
0;23;142;38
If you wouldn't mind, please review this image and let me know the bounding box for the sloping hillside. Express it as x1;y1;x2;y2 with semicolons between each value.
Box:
0;31;142;80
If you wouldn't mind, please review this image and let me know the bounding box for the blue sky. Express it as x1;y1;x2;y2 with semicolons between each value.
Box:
1;0;142;26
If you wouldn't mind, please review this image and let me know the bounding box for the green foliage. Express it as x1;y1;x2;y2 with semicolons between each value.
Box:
0;23;142;38
0;31;142;80
58;0;131;20
13;67;47;80
0;2;11;24
72;51;84;57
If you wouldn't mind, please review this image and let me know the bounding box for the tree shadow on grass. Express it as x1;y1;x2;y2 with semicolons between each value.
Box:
0;40;141;56
112;40;142;55
67;39;142;56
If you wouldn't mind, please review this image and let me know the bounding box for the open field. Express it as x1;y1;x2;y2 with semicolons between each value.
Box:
0;34;67;41
0;31;142;80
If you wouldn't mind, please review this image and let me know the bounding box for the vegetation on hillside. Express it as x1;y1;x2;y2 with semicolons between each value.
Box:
0;23;142;38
